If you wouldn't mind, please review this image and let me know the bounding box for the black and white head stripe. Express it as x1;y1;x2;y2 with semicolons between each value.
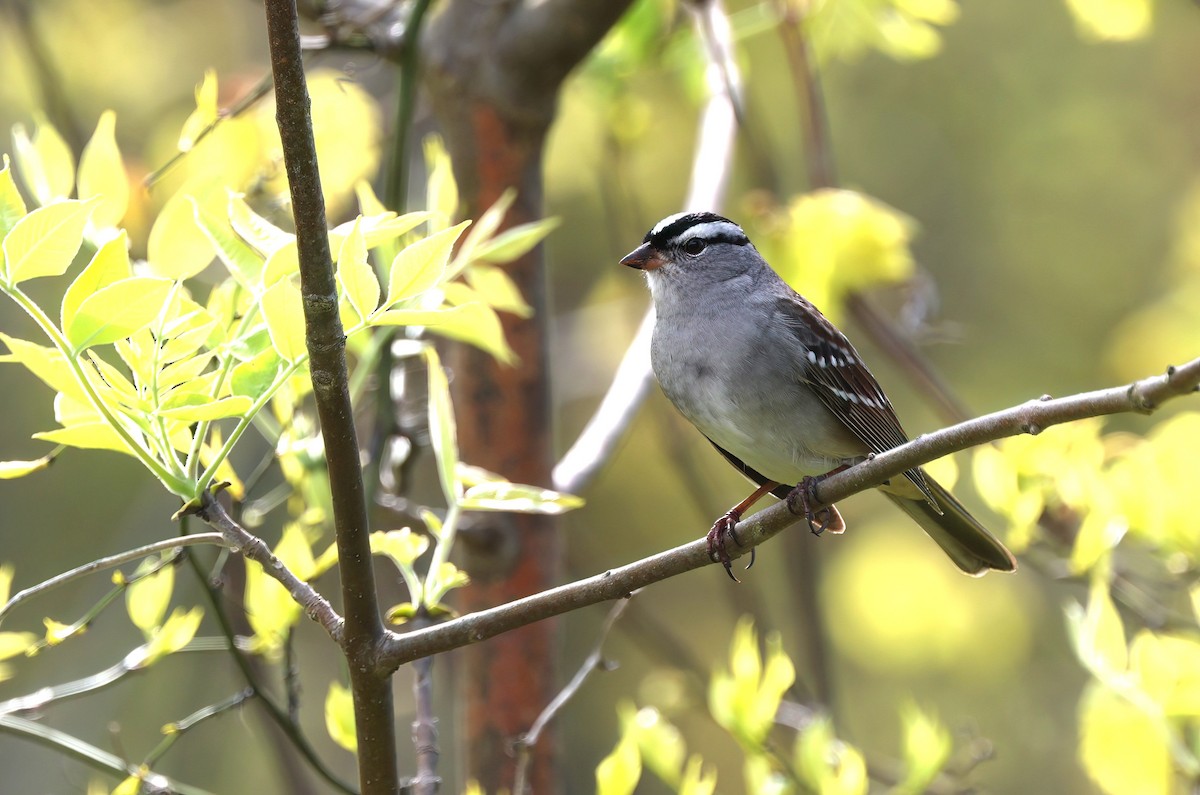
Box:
644;211;750;249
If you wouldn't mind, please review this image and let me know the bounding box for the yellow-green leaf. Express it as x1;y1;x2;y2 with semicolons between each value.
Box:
423;347;460;505
899;703;952;793
325;681;357;753
229;193;293;258
1064;0;1152;42
0;156;27;237
1068;576;1128;678
142;606;203;665
147;191;215;279
0;563;13;603
0;333;83;399
384;221;470;309
126;557;175;633
596;735;641;795
260;278;307;363
190;197;265;288
33;423;134;455
157;394;252;422
370;528;430;569
112;775;144;795
460;480;584;515
469;217;561;267
464;263;533;317
178;69;219;150
43;617;81;645
231;347;283;399
1078;684;1171;795
11;119;75;205
0;451;56;479
336;217;379;324
2;198;99;284
65;277;175;352
0;631;37;661
373;302;515;364
77;111;129;229
455;188;516;265
424;136;458;232
61;230;132;331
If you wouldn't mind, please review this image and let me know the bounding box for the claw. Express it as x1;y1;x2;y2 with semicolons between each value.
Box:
707;510;742;582
786;475;841;536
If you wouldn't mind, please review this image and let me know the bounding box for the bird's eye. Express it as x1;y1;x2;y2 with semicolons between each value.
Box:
682;238;707;256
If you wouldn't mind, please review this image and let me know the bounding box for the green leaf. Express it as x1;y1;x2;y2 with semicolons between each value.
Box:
77;111;129;229
11;118;75;205
1130;631;1200;717
423;347;460;505
0;451;57;479
260;278;307;363
61;230;132;332
157;394;252;422
2;198;99;284
331;209;432;250
147;191;215;279
231;347;283;399
261;240;299;287
469;217;561;266
0;155;27;238
325;682;357;753
336;217;379;325
244;525;312;659
373;302;515;364
178;69;219;151
126;556;174;633
384;220;470;309
65;276;175;352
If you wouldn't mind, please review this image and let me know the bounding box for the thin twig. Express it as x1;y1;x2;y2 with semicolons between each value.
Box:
192;494;345;643
378;358;1200;670
552;0;742;494
512;597;632;794
0;533;228;625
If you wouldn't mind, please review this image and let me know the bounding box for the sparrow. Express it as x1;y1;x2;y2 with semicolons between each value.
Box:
622;211;1016;579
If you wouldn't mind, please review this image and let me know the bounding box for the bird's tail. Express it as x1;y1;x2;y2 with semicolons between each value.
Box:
883;474;1017;576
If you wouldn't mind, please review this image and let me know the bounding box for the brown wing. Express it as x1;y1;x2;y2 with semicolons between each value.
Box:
775;291;937;508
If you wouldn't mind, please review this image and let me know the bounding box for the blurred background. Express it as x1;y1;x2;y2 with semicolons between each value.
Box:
1;0;1198;792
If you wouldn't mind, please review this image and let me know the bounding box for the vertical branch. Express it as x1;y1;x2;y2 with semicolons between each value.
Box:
262;1;396;792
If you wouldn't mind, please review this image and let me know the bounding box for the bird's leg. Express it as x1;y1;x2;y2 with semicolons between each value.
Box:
708;481;778;582
786;468;848;537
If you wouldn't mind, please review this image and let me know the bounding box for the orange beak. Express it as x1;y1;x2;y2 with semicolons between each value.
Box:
620;243;667;271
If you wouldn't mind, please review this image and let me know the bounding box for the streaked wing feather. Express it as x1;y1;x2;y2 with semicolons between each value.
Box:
776;292;935;504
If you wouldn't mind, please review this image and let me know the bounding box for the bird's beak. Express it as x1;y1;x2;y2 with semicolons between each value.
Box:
620;243;667;271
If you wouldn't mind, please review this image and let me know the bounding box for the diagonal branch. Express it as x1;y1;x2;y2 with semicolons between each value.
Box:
380;357;1200;671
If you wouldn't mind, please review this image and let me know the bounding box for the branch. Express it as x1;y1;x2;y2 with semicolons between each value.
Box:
552;0;743;494
380;358;1200;671
0;533;228;625
263;0;396;791
194;495;344;643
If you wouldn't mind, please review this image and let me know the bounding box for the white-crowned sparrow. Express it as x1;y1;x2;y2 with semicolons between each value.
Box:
622;211;1016;578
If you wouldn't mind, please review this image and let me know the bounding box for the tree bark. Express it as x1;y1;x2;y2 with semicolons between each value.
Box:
421;1;633;789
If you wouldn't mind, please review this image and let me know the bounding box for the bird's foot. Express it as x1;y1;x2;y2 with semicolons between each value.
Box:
786;476;837;536
707;510;754;582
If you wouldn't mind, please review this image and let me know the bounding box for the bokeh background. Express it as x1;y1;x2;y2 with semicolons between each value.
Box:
1;0;1198;792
